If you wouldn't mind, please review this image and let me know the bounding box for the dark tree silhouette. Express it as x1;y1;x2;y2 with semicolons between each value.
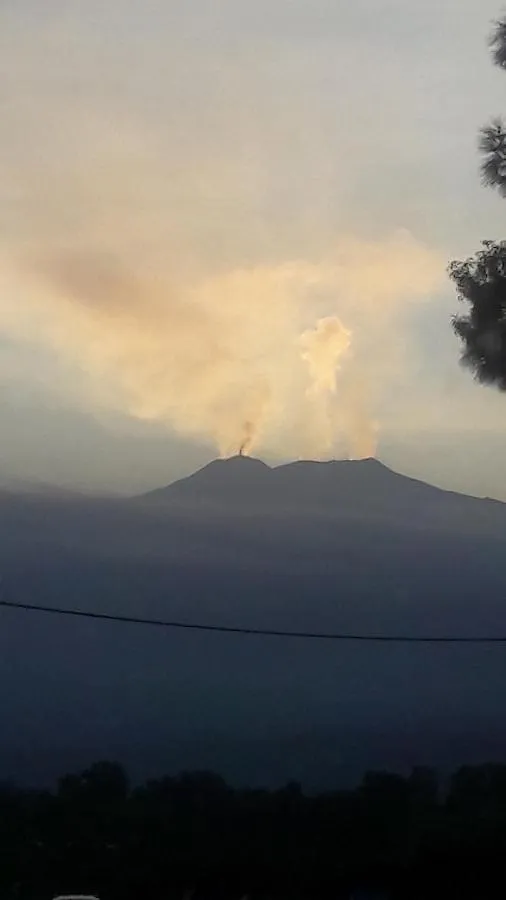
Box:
480;17;506;195
4;759;506;898
490;15;506;69
480;118;506;195
450;241;506;389
449;15;506;387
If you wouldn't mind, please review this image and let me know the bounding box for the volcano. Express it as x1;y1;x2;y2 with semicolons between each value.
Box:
140;454;506;532
2;454;506;788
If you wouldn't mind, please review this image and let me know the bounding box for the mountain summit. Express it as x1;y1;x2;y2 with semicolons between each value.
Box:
145;455;272;507
140;455;469;518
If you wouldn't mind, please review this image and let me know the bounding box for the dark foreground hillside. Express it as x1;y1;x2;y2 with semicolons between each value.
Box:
2;760;506;899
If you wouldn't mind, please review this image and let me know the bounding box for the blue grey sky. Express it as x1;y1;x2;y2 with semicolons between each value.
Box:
1;0;506;497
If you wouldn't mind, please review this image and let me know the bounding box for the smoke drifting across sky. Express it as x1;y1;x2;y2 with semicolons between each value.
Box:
0;3;443;461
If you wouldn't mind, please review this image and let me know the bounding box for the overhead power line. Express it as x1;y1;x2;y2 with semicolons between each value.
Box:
0;598;505;643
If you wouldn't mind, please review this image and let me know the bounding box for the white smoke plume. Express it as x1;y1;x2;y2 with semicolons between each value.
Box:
300;317;351;395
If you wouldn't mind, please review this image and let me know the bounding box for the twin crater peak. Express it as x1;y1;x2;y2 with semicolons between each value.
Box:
143;455;424;513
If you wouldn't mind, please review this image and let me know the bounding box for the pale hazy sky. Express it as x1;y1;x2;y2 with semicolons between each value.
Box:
1;0;506;497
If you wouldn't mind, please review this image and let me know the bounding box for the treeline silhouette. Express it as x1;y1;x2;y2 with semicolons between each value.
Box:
2;761;506;899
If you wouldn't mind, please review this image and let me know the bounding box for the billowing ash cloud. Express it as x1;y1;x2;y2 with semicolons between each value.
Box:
0;9;443;460
0;230;441;459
